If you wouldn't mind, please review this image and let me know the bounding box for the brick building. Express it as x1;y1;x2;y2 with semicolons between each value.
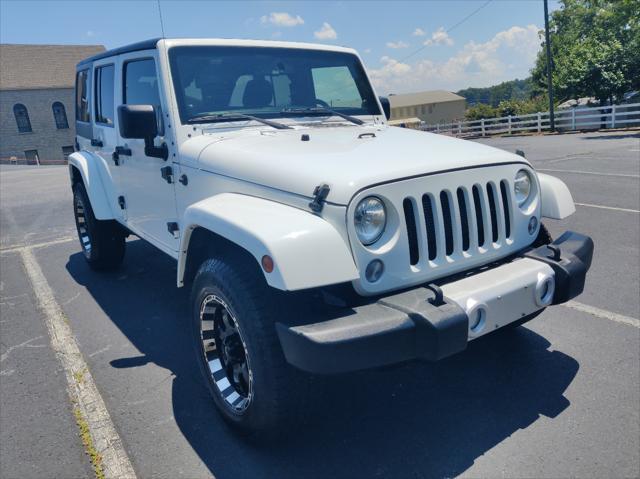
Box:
0;44;105;164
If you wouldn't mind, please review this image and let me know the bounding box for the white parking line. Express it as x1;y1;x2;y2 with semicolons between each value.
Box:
563;301;640;328
538;168;640;179
575;202;640;214
0;236;75;254
19;247;136;479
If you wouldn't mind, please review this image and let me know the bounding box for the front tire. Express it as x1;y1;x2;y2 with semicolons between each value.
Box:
190;255;304;435
73;182;125;271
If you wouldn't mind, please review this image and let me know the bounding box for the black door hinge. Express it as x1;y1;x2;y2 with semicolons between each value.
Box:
309;183;330;213
112;146;131;166
160;166;173;184
118;195;126;210
167;222;179;237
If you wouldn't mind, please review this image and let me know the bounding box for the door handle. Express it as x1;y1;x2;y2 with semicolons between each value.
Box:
91;139;103;147
115;146;132;157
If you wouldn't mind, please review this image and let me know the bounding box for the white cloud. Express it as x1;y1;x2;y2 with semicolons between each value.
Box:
364;48;372;54
412;28;426;37
260;12;304;27
386;40;409;49
368;24;541;94
314;22;337;40
86;30;95;37
368;56;413;85
424;27;454;46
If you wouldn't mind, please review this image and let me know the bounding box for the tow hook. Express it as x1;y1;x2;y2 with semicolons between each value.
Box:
426;284;445;306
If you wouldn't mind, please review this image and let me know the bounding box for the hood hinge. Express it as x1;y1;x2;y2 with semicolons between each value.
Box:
309;183;330;213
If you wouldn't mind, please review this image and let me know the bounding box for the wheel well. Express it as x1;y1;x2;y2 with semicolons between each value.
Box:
183;227;262;286
70;165;83;186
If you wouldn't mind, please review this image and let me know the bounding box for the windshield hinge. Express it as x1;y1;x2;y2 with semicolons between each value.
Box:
309;183;331;213
167;222;179;238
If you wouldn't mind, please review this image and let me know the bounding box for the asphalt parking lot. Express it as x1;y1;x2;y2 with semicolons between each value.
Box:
1;130;639;479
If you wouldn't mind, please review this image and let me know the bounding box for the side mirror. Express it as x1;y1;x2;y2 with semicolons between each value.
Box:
117;105;168;160
118;104;158;139
378;96;391;120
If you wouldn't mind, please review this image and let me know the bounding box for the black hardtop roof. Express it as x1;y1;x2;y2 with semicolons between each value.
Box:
76;38;161;68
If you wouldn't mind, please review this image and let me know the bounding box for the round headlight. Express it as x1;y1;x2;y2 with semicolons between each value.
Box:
514;169;532;207
354;196;386;245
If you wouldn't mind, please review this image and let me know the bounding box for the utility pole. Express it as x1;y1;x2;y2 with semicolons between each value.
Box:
544;0;555;131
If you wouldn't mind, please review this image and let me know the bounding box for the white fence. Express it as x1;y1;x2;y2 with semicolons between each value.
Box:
420;102;640;137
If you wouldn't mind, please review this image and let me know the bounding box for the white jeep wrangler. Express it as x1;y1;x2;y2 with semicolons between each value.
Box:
70;38;593;433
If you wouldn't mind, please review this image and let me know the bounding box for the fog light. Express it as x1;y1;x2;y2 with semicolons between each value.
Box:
469;307;486;333
528;216;538;235
365;259;384;283
535;274;555;306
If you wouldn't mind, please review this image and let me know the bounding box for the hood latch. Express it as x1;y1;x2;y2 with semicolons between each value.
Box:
309;183;331;213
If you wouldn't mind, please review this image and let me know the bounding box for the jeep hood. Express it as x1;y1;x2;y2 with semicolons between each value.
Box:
190;125;528;205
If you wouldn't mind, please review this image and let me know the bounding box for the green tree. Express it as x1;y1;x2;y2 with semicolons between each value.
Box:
464;103;497;120
497;100;521;117
457;78;533;107
531;0;640;104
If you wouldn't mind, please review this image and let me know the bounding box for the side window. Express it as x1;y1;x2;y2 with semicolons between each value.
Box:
123;59;160;106
52;102;69;129
228;74;289;108
13;103;32;133
311;66;362;108
95;65;115;125
229;75;253;107
76;69;90;122
271;74;291;107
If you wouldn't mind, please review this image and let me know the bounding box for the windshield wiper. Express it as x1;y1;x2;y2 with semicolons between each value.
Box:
281;107;364;125
186;113;292;130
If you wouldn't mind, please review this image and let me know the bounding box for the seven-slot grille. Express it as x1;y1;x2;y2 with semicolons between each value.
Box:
402;180;513;266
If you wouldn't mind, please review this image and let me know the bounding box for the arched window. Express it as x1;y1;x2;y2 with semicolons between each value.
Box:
52;101;69;129
13;104;32;133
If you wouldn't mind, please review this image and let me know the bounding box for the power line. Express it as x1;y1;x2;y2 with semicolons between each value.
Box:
399;0;494;63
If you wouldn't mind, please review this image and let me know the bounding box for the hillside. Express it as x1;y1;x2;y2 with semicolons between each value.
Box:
456;78;533;107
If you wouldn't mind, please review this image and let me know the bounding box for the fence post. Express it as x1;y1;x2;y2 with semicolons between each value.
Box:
571;108;576;130
611;104;616;129
458;121;462;136
481;118;485;137
508;115;512;134
436;123;440;133
537;112;541;133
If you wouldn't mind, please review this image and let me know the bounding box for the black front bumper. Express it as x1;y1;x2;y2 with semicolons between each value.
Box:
276;231;594;374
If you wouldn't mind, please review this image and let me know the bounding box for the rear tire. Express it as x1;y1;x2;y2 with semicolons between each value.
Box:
190;254;305;436
73;182;125;271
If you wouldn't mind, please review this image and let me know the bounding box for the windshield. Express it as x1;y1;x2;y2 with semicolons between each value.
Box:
168;46;380;124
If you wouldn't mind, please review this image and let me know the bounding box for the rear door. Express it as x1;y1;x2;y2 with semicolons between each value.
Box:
116;52;179;253
92;57;125;221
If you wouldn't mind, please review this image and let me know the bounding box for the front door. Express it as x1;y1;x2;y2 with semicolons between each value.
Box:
116;53;179;253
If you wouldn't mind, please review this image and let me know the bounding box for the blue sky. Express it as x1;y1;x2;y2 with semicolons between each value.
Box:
0;0;560;94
